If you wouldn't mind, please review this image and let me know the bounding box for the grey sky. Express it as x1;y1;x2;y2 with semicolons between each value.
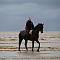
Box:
0;0;60;32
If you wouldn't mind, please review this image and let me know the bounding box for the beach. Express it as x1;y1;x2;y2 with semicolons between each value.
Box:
0;31;60;60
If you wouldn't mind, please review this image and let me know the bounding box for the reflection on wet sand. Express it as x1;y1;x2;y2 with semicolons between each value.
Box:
0;32;60;60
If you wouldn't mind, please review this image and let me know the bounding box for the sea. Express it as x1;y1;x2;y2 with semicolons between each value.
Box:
0;31;60;60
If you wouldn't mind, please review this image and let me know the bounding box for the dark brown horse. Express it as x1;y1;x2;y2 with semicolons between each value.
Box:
19;23;43;52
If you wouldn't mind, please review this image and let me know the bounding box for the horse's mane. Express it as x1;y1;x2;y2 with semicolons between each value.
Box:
34;23;43;31
34;23;41;29
34;24;39;30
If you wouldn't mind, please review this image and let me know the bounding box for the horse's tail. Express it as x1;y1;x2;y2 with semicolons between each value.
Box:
19;32;21;40
19;32;23;42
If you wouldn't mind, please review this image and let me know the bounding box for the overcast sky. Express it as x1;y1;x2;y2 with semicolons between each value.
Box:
0;0;60;32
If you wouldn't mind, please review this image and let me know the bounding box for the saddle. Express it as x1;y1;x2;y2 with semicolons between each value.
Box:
25;30;33;35
25;30;33;39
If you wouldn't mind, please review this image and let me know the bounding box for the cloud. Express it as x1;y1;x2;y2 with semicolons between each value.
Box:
0;0;60;31
0;0;60;6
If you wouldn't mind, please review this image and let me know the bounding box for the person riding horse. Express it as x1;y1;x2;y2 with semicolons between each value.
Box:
25;17;34;39
19;23;43;51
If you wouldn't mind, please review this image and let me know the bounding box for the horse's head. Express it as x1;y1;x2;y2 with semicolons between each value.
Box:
37;23;44;33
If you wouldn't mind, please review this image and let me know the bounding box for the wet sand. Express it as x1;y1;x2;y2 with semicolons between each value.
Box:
0;31;60;60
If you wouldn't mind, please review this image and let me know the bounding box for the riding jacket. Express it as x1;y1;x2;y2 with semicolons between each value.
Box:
25;21;34;31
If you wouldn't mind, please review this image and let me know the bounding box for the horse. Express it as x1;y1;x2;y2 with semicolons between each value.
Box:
19;23;43;52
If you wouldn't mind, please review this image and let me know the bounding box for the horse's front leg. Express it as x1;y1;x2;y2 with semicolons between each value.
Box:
32;40;34;51
36;40;40;52
25;40;28;51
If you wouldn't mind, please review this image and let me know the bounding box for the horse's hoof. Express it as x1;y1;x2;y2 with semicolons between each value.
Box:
32;50;34;52
26;49;28;51
32;49;34;52
19;49;20;51
37;49;39;52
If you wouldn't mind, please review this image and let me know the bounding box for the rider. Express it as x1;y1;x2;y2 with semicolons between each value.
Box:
25;17;34;32
25;17;34;39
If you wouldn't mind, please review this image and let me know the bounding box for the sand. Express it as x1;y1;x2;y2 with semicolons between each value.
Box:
0;31;60;60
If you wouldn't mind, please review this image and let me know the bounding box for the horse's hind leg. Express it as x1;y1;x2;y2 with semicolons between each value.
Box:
25;40;28;51
36;40;40;52
19;33;23;51
19;38;22;51
32;40;34;51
